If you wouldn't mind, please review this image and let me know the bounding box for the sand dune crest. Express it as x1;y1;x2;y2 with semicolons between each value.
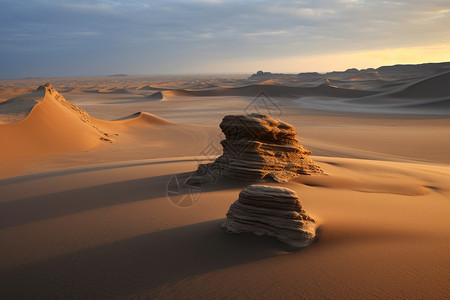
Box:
0;83;113;165
114;111;172;124
393;70;450;99
170;83;375;98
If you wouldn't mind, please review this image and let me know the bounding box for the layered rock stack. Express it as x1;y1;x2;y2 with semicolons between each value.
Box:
222;185;318;247
192;113;322;183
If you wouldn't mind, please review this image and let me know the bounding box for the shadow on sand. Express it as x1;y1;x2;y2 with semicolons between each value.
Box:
0;169;253;229
0;219;303;299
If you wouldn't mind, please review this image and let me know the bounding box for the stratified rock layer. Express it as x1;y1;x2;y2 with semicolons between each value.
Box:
194;113;322;183
222;185;318;247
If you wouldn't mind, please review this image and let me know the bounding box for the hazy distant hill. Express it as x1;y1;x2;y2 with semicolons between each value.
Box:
249;62;450;81
107;74;128;77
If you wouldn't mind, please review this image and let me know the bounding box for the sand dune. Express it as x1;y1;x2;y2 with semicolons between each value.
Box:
0;65;449;299
138;85;164;91
0;84;176;177
405;97;450;110
101;91;165;105
171;83;376;98
348;71;380;80
0;83;112;156
114;111;172;124
293;71;450;115
146;91;164;100
0;156;448;299
98;87;134;94
0;87;33;97
392;70;450;99
0;88;45;124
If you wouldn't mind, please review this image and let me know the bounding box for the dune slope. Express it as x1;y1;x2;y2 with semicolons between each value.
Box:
0;157;448;299
0;84;113;162
0;88;44;124
0;84;215;178
393;71;450;99
172;83;376;98
0;84;120;176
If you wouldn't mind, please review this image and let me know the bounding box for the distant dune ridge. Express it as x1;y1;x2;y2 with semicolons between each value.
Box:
250;61;450;81
0;87;45;124
170;82;375;98
147;91;164;100
392;70;450;99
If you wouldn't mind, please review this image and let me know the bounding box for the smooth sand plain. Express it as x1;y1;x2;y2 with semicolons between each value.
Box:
0;71;449;299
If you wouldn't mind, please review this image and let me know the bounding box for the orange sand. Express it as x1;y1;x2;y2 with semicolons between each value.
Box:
0;73;449;299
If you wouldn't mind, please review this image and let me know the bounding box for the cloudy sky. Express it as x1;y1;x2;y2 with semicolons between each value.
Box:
1;0;449;78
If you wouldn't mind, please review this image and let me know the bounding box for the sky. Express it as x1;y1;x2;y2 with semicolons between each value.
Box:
1;0;450;78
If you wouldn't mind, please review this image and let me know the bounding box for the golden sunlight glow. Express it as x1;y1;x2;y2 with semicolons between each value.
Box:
203;44;450;74
274;44;450;72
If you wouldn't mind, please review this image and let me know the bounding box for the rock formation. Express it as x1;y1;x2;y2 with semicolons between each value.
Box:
222;185;318;247
191;113;322;183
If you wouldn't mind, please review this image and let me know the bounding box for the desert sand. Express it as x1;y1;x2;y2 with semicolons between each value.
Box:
1;64;449;299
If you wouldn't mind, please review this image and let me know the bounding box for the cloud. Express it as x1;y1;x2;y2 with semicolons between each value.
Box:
0;0;449;77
